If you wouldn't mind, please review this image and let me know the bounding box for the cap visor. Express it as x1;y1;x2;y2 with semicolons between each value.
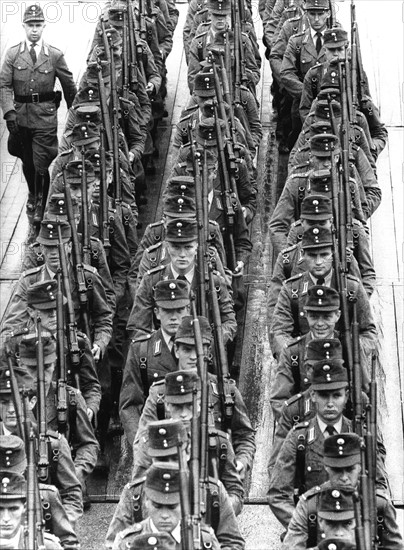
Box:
300;213;331;221
37;237;70;245
148;447;178;458
165;394;194;404
318;510;355;521
311;381;348;390
304;305;339;311
323;454;360;468
144;487;181;505
154;299;190;309
175;337;211;345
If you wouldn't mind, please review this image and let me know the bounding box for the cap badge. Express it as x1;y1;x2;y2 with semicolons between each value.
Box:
162;473;171;480
169;283;176;290
159;428;167;435
337;438;345;445
323;364;330;371
148;537;158;545
332;489;340;498
317;289;324;296
313;227;319;234
176;375;183;383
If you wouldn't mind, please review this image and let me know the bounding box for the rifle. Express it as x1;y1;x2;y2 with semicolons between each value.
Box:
350;0;367;106
353;489;366;550
126;0;142;89
188;125;208;317
99;130;111;257
208;268;235;434
63;171;91;340
328;0;336;28
138;0;147;43
178;435;195;550
55;270;68;434
213;102;237;271
365;353;378;547
80;151;91;266
99;18;111;63
95;56;113;151
56;222;81;371
5;340;25;442
108;32;123;208
35;313;50;483
351;301;363;435
121;9;130;100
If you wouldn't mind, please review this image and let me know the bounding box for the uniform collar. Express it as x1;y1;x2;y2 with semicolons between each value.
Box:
161;328;173;348
170;265;195;284
26;38;43;51
149;519;181;543
308;269;333;286
317;416;343;435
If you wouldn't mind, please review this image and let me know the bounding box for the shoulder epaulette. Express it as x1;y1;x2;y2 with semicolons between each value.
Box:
47;430;61;440
90;236;101;244
301;485;323;500
38;483;58;493
285;272;304;283
310;62;323;71
83;264;97;273
292;29;306;38
151;378;165;388
293;420;310;430
146;264;166;276
59;148;73;157
133;332;152;343
195;29;208;38
346;273;360;283
281;243;299;254
125;476;147;490
149;220;164;228
145;242;163;253
289;168;310;177
179;110;197;123
286;393;303;406
22;266;42;277
46;43;62;54
286;336;302;348
120;523;143;536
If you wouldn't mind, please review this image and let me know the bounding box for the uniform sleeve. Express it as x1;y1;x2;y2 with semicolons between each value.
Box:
132;388;160;478
269;182;298;257
269;283;294;359
1;276;30;336
281;496;310;550
54;50;77;109
108;211;131;305
264;0;286;47
105;484;138;549
355;279;377;358
299;70;316;122
268;250;290;320
93;240;116;313
215;274;237;344
231;386;256;469
267;429;298;529
269;346;295;421
378;495;404;550
119;343;145;446
270;25;289;84
187;38;202;93
0;48;17;117
268;403;295;472
54;435;83;528
219;439;245;512
354;224;376;297
41;486;80;550
88;270;113;353
215;481;246;550
127;274;155;338
280;38;304;99
69;390;99;481
74;336;101;416
354;146;381;218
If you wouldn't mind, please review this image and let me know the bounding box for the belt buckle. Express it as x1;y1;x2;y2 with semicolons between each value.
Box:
32;93;39;103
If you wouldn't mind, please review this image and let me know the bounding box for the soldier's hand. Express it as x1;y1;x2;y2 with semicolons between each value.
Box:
233;261;244;278
6;119;20;136
87;408;94;423
91;343;101;362
236;460;246;481
146;82;155;96
228;494;243;516
128;151;135;164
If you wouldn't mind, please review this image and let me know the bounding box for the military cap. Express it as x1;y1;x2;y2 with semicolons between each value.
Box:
71;123;100;146
144;462;181;504
165;370;201;404
37;220;71;245
90;45;122;67
324;27;349;48
85;60;111;84
84;150;113;174
310;134;340;157
317;88;341;102
318;486;355;521
304;286;340;311
301;194;332;220
207;0;231;15
108;2;127;26
323;433;361;467
154;279;190;309
76;106;101;128
147;419;188;457
0;472;27;500
310;120;333;137
163;195;196;218
23;4;45;23
195;117;225;146
124;533;176;550
165;176;195;198
305;338;342;361
303;0;329;10
65;159;96;187
318;539;356;550
74;86;100;106
308;170;332;195
194;71;216;97
0;436;27;474
301;226;333;249
314;99;341;121
27;280;67;310
18;334;57;366
165;218;198;243
103;25;123;46
310;358;348;390
175;315;212;345
0;363;34;395
47;194;68;218
320;60;340;89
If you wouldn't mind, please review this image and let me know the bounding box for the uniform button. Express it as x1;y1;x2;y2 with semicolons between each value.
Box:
300;312;304;316
31;79;34;82
45;70;48;73
307;466;312;472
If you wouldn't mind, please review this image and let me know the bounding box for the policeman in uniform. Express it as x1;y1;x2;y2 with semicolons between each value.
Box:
269;225;377;360
126;218;237;341
113;462;221;549
120;279;190;445
2;220;113;363
18;335;99;511
106;418;245;549
267;360;386;530
283;433;403;549
0;434;80;549
132;316;255;497
0;5;77;224
0;368;83;528
0;471;63;549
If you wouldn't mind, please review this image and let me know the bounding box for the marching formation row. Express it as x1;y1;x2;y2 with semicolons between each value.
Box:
0;0;402;548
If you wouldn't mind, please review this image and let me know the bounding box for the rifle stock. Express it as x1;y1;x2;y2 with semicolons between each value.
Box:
35;314;49;483
56;270;68;434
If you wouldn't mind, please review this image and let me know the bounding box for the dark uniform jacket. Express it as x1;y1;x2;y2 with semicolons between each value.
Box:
269;270;377;360
269;15;307;84
126;264;237;343
2;263;113;354
119;328;177;445
0;41;77;127
132;373;256;475
39;483;80;549
283;480;404;549
105;476;245;550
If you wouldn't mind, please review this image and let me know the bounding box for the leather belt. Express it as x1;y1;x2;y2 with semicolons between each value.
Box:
15;92;56;103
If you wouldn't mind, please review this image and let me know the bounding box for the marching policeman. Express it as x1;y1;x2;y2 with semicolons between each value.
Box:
120;279;190;444
0;5;77;224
